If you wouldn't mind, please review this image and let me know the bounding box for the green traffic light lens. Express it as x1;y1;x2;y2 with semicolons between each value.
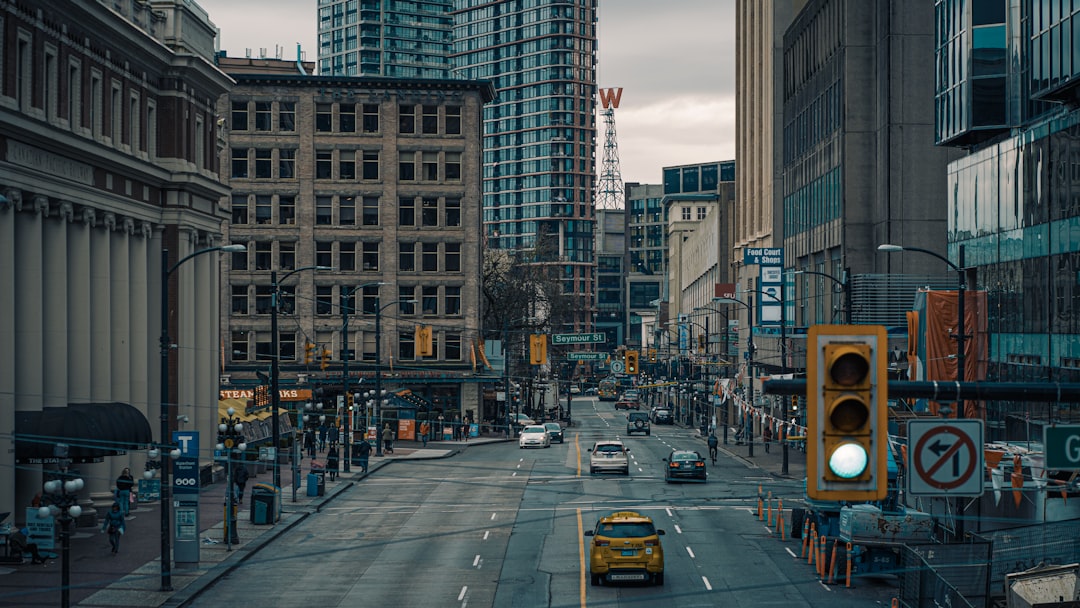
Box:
830;352;870;386
828;442;869;479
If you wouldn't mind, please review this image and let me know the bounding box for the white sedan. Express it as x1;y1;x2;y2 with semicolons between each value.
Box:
518;425;551;448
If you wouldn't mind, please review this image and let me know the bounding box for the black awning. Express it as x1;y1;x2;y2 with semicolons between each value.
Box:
14;403;153;464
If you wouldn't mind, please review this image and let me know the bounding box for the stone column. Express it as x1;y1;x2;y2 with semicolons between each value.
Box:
87;212;114;504
14;194;45;513
109;218;132;482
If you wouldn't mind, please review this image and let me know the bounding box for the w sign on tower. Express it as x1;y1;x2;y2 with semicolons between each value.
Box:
596;87;624;210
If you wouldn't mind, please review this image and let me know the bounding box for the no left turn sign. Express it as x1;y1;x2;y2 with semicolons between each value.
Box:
907;420;985;497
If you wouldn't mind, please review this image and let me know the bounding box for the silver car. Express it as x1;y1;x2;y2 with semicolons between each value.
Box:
518;424;551;448
589;441;629;475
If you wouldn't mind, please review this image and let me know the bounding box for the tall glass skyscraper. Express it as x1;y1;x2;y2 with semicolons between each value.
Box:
317;0;453;77
452;0;599;326
318;0;599;326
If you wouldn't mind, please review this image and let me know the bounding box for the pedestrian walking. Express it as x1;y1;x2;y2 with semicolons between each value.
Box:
382;424;394;454
462;416;471;441
355;436;371;473
318;422;329;452
305;429;317;458
115;467;135;517
101;502;126;555
707;432;719;464
419;421;429;447
233;463;250;504
326;445;339;481
328;423;340;448
763;425;773;453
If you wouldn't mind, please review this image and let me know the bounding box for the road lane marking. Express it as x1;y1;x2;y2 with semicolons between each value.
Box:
458;586;468;600
819;581;832;592
483;531;490;540
702;576;713;590
686;546;696;558
665;507;674;517
786;547;797;558
490;512;497;520
473;554;481;567
674;524;683;534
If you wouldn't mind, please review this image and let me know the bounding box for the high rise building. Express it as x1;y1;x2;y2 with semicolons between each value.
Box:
451;0;599;328
317;0;453;78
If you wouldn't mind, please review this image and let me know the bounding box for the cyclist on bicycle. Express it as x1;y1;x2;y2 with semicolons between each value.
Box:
707;431;719;464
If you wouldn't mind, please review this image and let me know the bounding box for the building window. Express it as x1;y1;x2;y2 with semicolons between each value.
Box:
445;333;462;360
231;101;248;131
279;196;295;224
231;148;248;178
67;61;82;130
361;284;379;314
340;242;356;271
231;245;248;271
316;196;333;225
255;335;272;360
340;196;356;225
362;196;379;226
697;206;706;220
339;150;356;180
445;198;461;227
422;198;438;226
316;150;333;179
110;83;122;144
445;286;461;315
445;106;461;135
254;241;272;270
231;286;248;315
445;152;461;181
422;152;438;180
231;195;249;224
280;332;297;361
279;102;295;131
340;103;356;132
316;103;333;131
421;286;438;315
681;207;691;221
279;241;295;270
316;241;333;268
316;286;333;315
362;242;379;271
399;104;415;134
90;71;102;138
278;286;295;314
422;105;438;134
399;286;416;315
255;195;272;224
255;149;272;178
399;197;415;226
399;242;415;271
399;151;416;181
362;150;379;179
445;243;460;272
255;285;273;314
342;288;357;317
362;103;379;132
232;331;249;360
254;101;272;131
279;149;295;178
422;243;438;271
399;331;416;361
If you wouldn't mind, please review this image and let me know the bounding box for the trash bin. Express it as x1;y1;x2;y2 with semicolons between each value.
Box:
306;471;325;497
250;483;281;524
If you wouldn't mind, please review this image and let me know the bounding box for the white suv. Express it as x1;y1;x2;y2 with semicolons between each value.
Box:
589;441;630;475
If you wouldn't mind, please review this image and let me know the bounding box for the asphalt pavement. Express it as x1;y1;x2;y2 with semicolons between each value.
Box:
0;418;807;608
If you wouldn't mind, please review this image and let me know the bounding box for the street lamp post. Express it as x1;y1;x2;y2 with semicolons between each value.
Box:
39;444;83;608
340;282;386;466
790;268;852;324
878;244;967;398
291;402;313;502
713;295;755;453
216;407;246;551
159;243;243;591
270;266;330;490
374;298;416;456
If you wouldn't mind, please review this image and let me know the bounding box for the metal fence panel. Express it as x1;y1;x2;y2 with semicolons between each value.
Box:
901;542;990;608
982;519;1080;596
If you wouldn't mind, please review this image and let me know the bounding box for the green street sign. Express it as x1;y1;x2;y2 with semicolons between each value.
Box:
1044;425;1080;470
566;352;605;361
552;333;606;345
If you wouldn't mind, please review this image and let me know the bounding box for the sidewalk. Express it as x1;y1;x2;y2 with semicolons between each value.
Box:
0;437;510;608
684;423;808;481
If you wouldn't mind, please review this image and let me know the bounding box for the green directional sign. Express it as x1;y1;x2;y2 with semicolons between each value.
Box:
566;352;606;361
1044;425;1080;470
552;333;606;345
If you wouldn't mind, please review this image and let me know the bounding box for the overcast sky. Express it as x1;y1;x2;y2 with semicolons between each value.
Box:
198;0;735;185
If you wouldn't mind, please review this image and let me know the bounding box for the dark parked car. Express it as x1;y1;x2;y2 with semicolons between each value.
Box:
663;450;707;483
651;409;673;424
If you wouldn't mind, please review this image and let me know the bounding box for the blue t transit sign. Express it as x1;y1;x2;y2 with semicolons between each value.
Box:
172;431;200;495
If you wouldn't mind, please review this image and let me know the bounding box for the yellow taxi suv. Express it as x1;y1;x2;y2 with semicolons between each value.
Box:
584;511;665;586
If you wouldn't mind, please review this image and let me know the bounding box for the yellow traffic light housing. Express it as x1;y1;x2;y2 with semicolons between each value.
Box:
648;348;657;362
320;348;331;370
304;342;315;365
806;324;888;501
415;325;433;357
529;334;547;365
625;350;639;375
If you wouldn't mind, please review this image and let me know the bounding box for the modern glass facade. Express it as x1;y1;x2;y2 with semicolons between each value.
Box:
317;0;453;77
454;0;598;324
662;161;734;195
